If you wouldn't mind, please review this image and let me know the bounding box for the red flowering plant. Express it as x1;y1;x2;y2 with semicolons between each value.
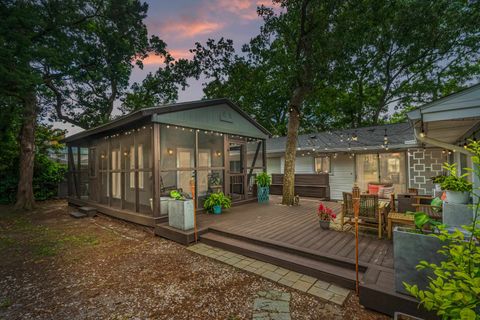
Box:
317;202;336;221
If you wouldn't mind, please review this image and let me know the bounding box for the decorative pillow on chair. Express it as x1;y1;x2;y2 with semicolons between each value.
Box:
368;184;383;195
378;186;394;199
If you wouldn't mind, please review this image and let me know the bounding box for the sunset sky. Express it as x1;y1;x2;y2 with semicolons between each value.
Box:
132;0;271;101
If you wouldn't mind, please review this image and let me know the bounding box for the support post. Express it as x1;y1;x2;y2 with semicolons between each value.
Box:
190;177;197;242
352;184;360;295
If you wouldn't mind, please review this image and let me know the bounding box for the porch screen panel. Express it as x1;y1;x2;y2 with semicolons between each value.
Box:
98;140;109;205
247;140;264;168
136;127;153;215
197;131;225;208
110;138;122;208
247;140;266;198
79;147;89;199
379;152;406;194
160;125;195;199
120;133;135;211
355;154;379;192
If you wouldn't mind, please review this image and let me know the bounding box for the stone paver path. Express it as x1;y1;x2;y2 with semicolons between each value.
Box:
187;243;350;305
253;290;291;320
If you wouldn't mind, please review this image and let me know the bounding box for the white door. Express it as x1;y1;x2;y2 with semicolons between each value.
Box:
197;150;211;196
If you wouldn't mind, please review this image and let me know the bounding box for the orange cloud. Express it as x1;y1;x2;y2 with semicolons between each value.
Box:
160;19;222;38
141;49;193;65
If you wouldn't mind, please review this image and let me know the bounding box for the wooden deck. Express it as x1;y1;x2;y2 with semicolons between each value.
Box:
155;196;431;318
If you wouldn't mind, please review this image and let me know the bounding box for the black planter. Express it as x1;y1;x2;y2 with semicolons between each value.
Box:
319;220;330;230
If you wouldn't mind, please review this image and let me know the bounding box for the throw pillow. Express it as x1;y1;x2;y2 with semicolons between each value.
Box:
430;197;443;212
368;184;382;195
378;186;394;199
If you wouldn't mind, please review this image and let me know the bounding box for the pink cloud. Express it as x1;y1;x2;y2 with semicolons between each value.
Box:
159;19;222;38
141;49;193;65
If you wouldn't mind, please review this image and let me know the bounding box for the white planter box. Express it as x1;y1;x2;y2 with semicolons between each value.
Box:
168;199;194;231
160;197;170;215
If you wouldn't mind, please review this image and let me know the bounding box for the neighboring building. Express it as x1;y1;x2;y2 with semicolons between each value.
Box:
63;99;270;226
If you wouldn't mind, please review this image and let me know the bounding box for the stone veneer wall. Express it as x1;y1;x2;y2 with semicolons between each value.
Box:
408;148;448;195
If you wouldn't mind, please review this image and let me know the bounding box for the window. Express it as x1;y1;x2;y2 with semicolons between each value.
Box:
315;156;330;173
129;145;135;188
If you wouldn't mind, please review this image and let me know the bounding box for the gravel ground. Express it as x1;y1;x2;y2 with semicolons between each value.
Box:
0;200;388;320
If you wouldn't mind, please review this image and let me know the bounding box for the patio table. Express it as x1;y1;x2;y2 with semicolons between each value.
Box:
387;212;414;239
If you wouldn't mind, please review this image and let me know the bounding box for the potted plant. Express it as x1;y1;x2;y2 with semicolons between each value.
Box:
168;190;194;230
403;140;480;319
430;175;446;192
317;202;336;230
203;191;232;215
440;163;472;204
255;172;271;203
394;212;444;295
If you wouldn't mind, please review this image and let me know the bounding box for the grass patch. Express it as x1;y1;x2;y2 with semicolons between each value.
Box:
1;212;99;259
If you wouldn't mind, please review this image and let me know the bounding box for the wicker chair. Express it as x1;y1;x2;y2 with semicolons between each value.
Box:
342;192;385;238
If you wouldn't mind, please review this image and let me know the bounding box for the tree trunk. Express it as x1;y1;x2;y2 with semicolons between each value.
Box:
15;91;37;210
282;87;306;205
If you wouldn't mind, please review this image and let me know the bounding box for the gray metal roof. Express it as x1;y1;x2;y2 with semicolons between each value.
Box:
266;122;416;154
63;99;271;143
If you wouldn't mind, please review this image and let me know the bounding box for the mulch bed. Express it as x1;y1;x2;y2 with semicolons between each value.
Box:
0;200;387;320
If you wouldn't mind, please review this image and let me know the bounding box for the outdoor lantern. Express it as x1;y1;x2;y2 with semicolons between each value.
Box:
167;148;173;155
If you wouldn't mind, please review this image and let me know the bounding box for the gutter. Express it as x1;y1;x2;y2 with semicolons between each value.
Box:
413;127;472;156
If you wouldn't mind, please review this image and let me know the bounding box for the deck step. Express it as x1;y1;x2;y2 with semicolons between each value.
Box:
200;232;361;290
78;206;97;217
70;211;87;219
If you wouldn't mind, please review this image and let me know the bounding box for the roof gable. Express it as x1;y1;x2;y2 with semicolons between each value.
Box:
408;83;480;122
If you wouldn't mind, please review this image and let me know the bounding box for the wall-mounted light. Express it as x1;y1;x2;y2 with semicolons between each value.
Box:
123;151;128;156
215;151;222;157
101;154;105;159
167;148;173;155
352;132;358;141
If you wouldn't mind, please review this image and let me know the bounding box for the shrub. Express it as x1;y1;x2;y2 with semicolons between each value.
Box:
405;140;480;319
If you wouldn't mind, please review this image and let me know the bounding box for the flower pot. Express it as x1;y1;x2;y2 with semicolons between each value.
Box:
393;227;444;295
213;205;222;215
168;199;194;231
319;220;330;230
442;202;474;228
445;190;470;204
257;186;270;203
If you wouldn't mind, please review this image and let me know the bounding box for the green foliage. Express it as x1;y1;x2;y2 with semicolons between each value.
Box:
169;190;185;201
431;175;448;184
189;1;480;131
0;110;66;204
203;192;232;213
441;163;473;192
413;212;442;234
405;140;480;319
255;172;271;188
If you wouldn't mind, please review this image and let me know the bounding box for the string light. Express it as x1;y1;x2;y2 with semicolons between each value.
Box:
352;132;358;141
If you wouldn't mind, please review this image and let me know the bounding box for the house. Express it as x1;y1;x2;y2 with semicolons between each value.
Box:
63;99;270;226
266;84;480;200
266;122;449;199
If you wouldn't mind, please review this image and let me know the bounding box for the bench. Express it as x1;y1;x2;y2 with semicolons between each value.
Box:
270;173;330;199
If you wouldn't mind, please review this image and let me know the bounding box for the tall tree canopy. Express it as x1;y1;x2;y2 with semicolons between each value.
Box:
190;0;480;204
0;0;179;209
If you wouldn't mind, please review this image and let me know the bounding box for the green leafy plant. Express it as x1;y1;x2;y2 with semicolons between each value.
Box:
203;192;232;213
440;163;472;192
255;172;271;188
404;140;480;319
169;190;185;201
412;211;442;234
431;175;447;184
